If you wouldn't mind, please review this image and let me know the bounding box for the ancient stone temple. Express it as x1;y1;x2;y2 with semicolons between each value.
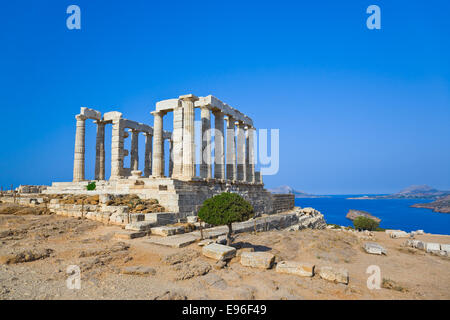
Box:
44;94;293;218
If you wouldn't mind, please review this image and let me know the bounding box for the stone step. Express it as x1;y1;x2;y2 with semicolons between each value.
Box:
125;221;156;231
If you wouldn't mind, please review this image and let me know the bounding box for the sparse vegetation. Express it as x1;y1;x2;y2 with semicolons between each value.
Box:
353;216;379;231
86;182;96;191
382;278;408;292
197;192;254;245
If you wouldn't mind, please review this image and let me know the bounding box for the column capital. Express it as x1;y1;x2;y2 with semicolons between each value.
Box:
75;114;87;121
151;110;167;116
179;94;198;102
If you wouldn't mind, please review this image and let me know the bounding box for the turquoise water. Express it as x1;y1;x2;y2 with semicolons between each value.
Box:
295;196;450;235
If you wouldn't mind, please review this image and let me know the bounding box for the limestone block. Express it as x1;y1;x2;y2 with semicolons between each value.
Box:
49;199;60;204
187;215;198;223
364;242;387;255
389;231;410;239
236;247;255;257
198;239;214;247
80;107;101;120
426;242;441;253
129;213;145;223
276;261;315;277
99;194;112;204
103;111;122;121
125;221;155;232
202;243;236;261
441;244;450;254
150;226;185;237
319;266;349;284
114;231;146;240
240;252;275;269
404;239;425;250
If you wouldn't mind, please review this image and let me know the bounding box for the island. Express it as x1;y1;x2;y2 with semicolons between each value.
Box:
347;185;450;200
268;185;329;198
411;195;450;214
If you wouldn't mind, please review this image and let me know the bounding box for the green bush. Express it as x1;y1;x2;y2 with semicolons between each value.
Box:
86;182;96;191
197;192;254;245
353;216;379;231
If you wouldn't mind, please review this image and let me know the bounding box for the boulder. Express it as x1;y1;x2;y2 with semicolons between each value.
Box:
202;243;236;261
318;266;349;284
275;261;315;277
364;242;387;255
240;252;275;269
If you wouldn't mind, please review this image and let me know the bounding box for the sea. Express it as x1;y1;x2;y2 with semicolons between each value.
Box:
295;195;450;235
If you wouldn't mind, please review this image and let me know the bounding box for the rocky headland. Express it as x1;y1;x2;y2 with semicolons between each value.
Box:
411;195;450;214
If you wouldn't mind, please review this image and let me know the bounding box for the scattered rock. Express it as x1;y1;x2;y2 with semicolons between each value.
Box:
364;242;387;255
318;266;349;284
202;243;236;261
240;252;275;269
275;261;315;277
0;248;54;264
121;266;156;276
214;260;227;270
162;249;200;265
175;261;211;280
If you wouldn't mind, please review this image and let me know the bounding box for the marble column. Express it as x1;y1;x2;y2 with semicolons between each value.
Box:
144;133;152;177
151;111;164;177
169;139;174;177
130;129;139;171
73;114;86;182
111;119;125;179
161;138;166;177
246;126;255;182
226;116;236;181
200;106;212;179
172;105;184;177
94;120;105;180
236;121;246;181
214;111;225;179
180;94;198;179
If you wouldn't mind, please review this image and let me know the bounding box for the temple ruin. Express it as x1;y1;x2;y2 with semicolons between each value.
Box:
44;94;294;218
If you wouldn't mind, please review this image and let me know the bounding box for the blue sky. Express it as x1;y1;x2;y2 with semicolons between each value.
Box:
0;0;449;194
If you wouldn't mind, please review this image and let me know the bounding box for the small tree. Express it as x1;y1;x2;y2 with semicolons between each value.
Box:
353;216;379;231
86;182;96;191
197;192;254;245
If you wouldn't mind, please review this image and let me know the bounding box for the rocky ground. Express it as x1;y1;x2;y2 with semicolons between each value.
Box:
1;204;449;300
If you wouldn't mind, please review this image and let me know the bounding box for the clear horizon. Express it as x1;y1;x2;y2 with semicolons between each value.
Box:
1;1;449;194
